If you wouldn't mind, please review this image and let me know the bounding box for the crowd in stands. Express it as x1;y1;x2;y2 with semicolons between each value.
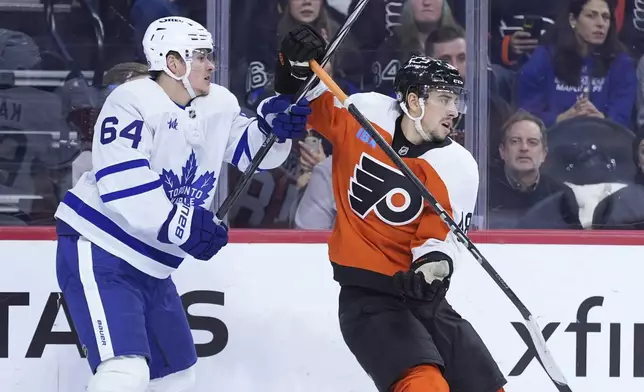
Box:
1;0;644;230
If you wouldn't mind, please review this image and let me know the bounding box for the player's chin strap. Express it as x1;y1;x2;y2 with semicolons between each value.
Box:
399;99;432;142
163;62;198;99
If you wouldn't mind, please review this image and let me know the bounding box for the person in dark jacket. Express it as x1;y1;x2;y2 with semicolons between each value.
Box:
425;24;513;147
568;132;644;229
488;110;568;228
630;130;644;184
516;0;637;129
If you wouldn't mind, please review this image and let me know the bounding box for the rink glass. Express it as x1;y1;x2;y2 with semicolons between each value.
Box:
1;0;640;231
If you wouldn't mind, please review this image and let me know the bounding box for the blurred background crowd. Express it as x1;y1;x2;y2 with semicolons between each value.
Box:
1;0;644;230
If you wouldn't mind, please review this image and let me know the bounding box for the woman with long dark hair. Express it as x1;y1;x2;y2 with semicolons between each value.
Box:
516;0;636;128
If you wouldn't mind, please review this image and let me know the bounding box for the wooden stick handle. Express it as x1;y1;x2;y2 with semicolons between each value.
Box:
309;60;349;104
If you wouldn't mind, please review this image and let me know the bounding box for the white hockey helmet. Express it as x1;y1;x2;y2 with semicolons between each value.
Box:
143;16;213;98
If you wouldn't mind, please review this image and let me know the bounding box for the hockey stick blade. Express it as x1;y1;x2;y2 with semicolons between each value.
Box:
215;0;372;221
309;60;573;392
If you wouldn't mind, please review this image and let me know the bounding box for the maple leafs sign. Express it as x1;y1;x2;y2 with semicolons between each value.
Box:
161;151;216;207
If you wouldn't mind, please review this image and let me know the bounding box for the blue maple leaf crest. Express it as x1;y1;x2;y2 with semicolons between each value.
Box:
161;150;216;207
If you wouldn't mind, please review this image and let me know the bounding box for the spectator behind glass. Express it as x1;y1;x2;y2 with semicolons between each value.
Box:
250;5;340;198
71;63;150;186
426;24;466;76
633;131;644;185
347;0;405;59
616;0;644;59
489;0;563;69
294;155;335;229
0;28;69;225
488;110;567;228
345;0;464;51
368;0;456;94
244;0;361;110
635;54;644;128
277;0;360;93
516;0;636;129
230;20;347;229
425;24;513;147
568;132;644;230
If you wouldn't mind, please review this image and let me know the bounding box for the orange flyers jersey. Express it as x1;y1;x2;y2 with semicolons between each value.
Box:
305;86;479;290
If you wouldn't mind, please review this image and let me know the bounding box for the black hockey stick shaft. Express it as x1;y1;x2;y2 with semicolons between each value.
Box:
215;0;372;221
310;61;572;392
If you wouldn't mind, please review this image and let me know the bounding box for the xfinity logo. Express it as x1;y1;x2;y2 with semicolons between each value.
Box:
511;296;644;378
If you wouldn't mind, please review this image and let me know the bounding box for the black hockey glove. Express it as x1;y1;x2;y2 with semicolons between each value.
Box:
393;252;454;302
274;24;326;95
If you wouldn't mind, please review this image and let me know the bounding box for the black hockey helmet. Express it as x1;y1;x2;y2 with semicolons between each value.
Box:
394;55;467;113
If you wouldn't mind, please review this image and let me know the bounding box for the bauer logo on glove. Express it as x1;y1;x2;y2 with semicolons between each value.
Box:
158;201;228;261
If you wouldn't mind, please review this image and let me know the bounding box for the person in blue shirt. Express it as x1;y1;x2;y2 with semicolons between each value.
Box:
516;0;636;129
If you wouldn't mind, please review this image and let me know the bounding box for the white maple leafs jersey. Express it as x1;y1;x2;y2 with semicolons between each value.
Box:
55;78;290;278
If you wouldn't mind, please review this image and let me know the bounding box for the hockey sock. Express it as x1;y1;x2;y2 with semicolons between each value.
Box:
391;364;449;392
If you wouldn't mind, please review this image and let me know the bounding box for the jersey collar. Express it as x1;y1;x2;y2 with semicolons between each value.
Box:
392;115;452;158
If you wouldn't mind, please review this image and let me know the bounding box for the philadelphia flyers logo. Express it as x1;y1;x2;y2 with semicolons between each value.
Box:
349;153;423;226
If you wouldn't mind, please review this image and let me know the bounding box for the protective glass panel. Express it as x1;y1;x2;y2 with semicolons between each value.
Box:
426;88;467;115
221;0;644;232
485;0;642;230
226;0;473;229
0;1;207;225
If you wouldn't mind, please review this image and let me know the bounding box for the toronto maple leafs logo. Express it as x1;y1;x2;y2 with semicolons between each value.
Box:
161;151;216;207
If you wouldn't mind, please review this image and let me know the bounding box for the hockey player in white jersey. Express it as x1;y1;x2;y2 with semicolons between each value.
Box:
54;17;312;392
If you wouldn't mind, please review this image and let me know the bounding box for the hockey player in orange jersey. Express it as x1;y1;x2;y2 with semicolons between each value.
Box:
273;25;508;392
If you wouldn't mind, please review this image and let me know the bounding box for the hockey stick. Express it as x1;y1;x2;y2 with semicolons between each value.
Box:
309;60;573;392
215;0;372;221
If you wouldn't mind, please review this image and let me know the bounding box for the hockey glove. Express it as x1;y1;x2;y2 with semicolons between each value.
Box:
275;24;326;95
393;252;453;302
258;95;311;142
158;201;229;261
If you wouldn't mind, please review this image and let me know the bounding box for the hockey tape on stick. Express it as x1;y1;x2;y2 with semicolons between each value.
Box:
215;0;373;222
310;60;573;392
